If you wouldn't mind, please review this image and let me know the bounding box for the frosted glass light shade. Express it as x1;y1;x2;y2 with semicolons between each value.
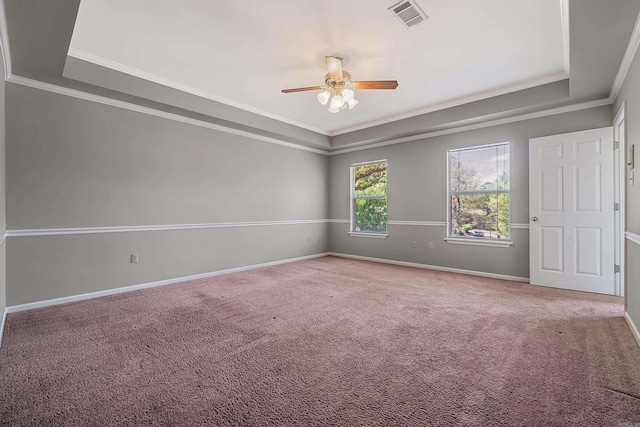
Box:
330;95;345;109
342;88;355;102
317;90;331;105
328;106;340;113
347;98;359;109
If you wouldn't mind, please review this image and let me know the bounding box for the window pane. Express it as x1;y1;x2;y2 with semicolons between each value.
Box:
450;144;510;192
450;192;509;239
354;163;387;197
354;198;387;233
352;162;387;234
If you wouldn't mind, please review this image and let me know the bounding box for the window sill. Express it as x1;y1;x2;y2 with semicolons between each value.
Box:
444;237;513;248
348;232;389;239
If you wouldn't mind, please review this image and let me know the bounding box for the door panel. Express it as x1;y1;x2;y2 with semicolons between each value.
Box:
540;167;563;212
574;227;601;276
540;142;563;160
529;127;614;294
575;164;600;212
575;138;601;157
540;227;564;272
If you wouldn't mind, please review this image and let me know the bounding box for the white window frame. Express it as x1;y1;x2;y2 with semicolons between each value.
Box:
349;159;389;238
445;143;513;248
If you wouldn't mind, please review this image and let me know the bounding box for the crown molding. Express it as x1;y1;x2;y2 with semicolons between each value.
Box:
68;49;572;141
67;48;330;136
0;0;11;79
8;75;615;158
7;75;330;155
4;1;635;155
610;9;640;102
328;98;613;156
328;72;569;136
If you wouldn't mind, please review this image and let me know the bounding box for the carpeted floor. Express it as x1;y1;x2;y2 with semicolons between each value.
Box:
1;256;639;426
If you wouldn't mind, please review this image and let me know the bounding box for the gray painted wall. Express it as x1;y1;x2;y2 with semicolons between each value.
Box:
5;84;329;305
7;224;327;306
614;39;640;336
330;80;570;148
328;105;612;278
3;0;330;151
569;0;640;98
62;57;331;150
6;84;328;228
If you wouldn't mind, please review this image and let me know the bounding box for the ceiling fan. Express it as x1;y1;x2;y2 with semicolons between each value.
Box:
281;56;399;113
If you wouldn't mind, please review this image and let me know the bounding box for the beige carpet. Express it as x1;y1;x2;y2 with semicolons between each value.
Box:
1;256;639;426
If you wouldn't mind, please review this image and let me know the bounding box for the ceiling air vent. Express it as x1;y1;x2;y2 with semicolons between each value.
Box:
388;0;428;28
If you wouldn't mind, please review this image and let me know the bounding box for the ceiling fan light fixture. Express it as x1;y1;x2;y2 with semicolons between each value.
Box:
281;56;398;115
329;94;345;110
317;90;332;105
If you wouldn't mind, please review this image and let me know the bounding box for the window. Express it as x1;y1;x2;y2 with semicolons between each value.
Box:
447;143;511;246
350;160;388;237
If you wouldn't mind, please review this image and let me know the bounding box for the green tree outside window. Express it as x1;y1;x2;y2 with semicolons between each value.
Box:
352;162;387;233
448;144;510;239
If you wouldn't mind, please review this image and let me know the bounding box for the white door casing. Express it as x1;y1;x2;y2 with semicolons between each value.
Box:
613;104;626;298
529;127;615;295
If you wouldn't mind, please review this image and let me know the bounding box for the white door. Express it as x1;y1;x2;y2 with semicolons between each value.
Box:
529;127;615;294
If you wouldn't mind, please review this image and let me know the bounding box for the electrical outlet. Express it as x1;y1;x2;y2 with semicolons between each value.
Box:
411;241;417;248
131;253;139;263
307;236;312;243
428;242;434;249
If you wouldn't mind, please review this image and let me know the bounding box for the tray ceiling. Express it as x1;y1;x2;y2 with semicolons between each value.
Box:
68;0;567;135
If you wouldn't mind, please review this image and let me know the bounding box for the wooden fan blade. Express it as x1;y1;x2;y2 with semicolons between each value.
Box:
326;56;343;80
281;86;323;93
354;80;399;90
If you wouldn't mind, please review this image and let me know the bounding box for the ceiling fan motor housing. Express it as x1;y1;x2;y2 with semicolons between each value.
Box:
325;71;352;88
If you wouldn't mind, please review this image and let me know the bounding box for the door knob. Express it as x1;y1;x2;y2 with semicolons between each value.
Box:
531;216;539;222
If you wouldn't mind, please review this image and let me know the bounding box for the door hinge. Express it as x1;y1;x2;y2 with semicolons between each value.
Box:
614;202;620;211
614;141;620;149
615;264;621;273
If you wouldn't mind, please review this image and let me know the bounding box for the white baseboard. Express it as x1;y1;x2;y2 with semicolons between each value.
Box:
625;312;640;349
0;308;7;347
5;253;330;314
4;251;530;315
327;252;530;282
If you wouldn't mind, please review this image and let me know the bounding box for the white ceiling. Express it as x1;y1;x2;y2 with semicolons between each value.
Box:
68;0;567;135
